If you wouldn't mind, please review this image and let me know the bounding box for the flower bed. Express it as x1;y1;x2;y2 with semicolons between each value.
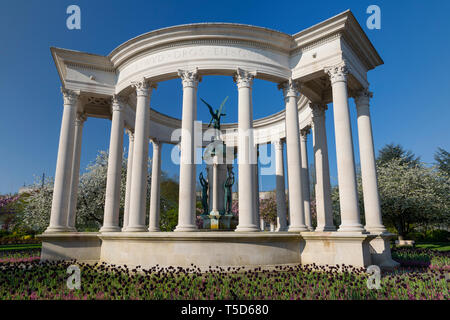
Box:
391;247;450;268
0;258;448;300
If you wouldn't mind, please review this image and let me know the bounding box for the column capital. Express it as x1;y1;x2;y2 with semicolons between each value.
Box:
151;138;161;148
278;78;300;100
310;103;327;119
75;112;87;126
325;61;349;84
131;78;156;97
234;68;256;89
125;128;134;139
61;87;80;105
273;139;284;150
111;94;126;112
178;68;201;88
354;88;373;107
300;127;310;140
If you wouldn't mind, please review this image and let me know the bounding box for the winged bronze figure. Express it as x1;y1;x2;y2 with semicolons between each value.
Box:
200;96;228;130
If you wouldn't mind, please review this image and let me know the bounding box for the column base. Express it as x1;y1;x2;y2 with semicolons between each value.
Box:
99;226;121;233
44;226;72;233
122;226;148;232
174;225;198;232
148;226;161;232
315;225;337;232
276;226;287;232
365;225;388;233
337;222;366;233
288;225;309;232
235;224;259;232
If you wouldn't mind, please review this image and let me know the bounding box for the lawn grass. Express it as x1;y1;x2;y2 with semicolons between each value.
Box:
0;243;42;251
415;242;450;251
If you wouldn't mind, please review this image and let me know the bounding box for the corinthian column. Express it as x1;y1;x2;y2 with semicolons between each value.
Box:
175;68;200;232
101;95;125;232
300;128;313;231
279;79;308;232
122;129;134;230
355;89;386;233
67;112;87;231
46;88;79;233
254;145;260;227
125;79;155;232
325;62;364;232
310;104;335;231
148;139;162;231
235;68;259;232
274;139;287;231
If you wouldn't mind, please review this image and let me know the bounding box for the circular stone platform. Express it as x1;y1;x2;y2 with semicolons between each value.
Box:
40;232;303;269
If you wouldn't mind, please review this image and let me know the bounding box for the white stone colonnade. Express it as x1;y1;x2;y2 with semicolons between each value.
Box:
42;13;398;268
45;64;387;239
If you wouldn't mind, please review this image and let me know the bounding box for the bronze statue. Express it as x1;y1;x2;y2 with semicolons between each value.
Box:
223;167;235;215
199;172;209;214
200;96;228;130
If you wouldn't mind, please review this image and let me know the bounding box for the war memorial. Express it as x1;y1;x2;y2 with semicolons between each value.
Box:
40;10;399;270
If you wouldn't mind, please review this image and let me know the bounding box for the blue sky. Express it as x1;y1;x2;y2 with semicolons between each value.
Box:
0;0;449;194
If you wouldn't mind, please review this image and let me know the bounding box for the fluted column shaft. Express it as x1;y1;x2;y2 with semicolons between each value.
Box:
310;104;335;231
254;145;260;227
326;62;364;232
148;139;162;231
126;80;154;232
46;88;79;233
235;68;259;232
211;161;219;214
274;140;287;231
67;113;86;231
300;129;313;231
280;79;308;232
101;96;125;232
175;69;199;231
122;130;134;230
355;90;386;233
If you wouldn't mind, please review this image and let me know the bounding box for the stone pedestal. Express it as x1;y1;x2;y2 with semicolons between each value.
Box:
201;213;234;230
206;162;228;215
369;233;400;269
300;232;376;267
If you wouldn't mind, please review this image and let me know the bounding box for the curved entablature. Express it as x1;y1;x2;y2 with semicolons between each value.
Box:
108;23;293;91
51;10;383;106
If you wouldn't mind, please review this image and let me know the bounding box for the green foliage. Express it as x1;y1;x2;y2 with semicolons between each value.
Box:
330;186;342;227
434;147;450;175
407;230;450;243
159;177;180;231
377;158;450;238
259;197;277;224
160;207;178;231
377;143;420;167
